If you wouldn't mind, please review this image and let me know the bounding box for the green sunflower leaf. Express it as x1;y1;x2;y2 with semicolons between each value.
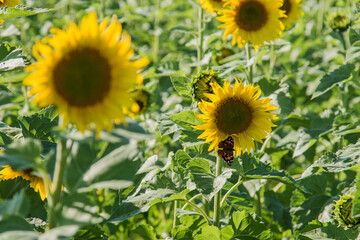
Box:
0;138;42;170
229;211;273;240
0;6;53;20
17;109;58;142
301;140;360;178
243;164;307;193
0;216;33;234
311;63;355;99
195;225;221;240
189;169;232;202
290;174;334;231
55;192;104;226
0;189;29;218
298;224;360;240
170;76;192;100
169;110;204;130
0;48;25;72
110;188;177;222
76;143;139;192
346;40;360;62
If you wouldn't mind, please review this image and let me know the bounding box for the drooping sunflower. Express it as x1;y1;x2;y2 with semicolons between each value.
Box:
217;0;286;50
0;165;47;200
0;0;22;7
198;0;225;15
280;0;303;28
193;79;278;154
123;88;151;119
23;12;149;133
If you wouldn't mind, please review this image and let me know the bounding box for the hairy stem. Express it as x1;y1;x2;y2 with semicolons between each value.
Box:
173;200;179;228
220;177;244;208
246;43;253;84
197;6;204;73
213;156;222;227
47;117;73;229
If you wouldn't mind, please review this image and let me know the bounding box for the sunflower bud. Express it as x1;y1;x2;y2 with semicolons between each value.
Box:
333;195;360;229
328;11;351;33
191;70;223;102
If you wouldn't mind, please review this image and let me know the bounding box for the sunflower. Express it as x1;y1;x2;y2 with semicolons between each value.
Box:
198;0;225;15
328;11;351;33
123;88;151;119
23;12;149;133
217;0;286;50
0;0;22;7
0;165;47;200
193;79;278;154
191;70;223;102
280;0;303;28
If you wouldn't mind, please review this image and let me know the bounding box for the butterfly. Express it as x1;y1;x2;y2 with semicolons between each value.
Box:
217;136;235;166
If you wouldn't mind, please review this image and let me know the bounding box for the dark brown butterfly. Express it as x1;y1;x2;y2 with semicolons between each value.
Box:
217;136;235;166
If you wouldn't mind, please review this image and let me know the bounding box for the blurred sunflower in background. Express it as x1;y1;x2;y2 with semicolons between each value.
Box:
280;0;303;28
198;0;225;14
217;0;286;50
0;165;47;200
0;0;22;7
193;79;278;154
123;88;151;119
23;12;149;134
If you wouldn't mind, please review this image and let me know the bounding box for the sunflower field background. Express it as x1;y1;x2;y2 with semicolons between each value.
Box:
1;0;360;239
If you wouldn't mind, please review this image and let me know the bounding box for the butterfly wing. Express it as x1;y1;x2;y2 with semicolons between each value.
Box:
217;137;235;166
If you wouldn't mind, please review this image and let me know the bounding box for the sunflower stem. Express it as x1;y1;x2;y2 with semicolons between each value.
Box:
269;44;276;77
246;43;253;84
182;199;211;225
255;190;262;217
197;6;204;73
338;31;347;51
99;0;105;20
259;125;282;153
173;200;179;228
213;155;222;227
47;116;72;229
220;176;244;209
316;0;327;36
153;0;160;65
182;193;202;210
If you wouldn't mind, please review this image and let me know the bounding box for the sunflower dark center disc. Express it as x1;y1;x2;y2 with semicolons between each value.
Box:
53;47;111;107
215;98;253;134
280;0;291;16
23;168;34;176
235;0;268;31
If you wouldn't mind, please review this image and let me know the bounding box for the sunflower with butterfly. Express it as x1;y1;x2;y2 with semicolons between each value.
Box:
193;78;278;166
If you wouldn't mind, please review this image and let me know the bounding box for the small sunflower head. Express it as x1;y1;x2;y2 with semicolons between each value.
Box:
193;78;278;155
280;0;304;28
198;0;225;15
191;71;223;103
214;48;234;64
0;0;22;7
328;11;351;33
217;0;286;50
333;195;360;229
123;88;151;119
0;165;47;200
